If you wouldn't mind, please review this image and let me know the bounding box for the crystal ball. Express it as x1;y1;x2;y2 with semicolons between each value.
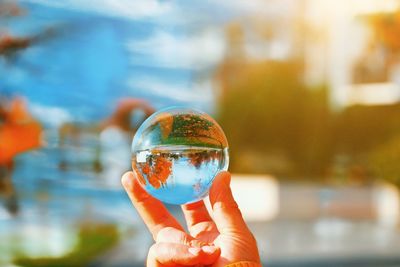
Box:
131;107;229;205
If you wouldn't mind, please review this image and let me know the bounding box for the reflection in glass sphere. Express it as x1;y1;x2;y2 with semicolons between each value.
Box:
131;107;229;205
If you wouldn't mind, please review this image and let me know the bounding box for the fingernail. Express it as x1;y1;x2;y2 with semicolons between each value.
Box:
121;172;133;189
202;245;217;254
188;247;201;255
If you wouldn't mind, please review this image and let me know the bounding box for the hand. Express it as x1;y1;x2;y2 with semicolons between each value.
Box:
121;171;261;266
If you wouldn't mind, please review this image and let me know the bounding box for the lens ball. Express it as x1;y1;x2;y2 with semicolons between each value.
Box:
131;107;229;205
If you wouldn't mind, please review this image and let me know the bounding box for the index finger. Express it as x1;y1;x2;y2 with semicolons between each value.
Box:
121;171;184;240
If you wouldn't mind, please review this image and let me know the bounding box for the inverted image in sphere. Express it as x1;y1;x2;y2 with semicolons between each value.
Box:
131;107;229;205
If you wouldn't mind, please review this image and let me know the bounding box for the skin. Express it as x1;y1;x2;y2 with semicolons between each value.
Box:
121;171;261;267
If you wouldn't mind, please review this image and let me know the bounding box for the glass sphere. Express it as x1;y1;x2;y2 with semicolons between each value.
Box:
131;107;229;205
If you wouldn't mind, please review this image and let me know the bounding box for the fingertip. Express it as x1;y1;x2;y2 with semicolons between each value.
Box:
209;171;248;232
202;245;219;254
219;171;231;185
213;171;231;188
121;171;134;190
188;247;201;256
182;199;204;210
209;171;231;203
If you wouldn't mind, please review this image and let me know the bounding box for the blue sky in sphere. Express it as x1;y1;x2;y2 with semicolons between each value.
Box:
1;0;255;126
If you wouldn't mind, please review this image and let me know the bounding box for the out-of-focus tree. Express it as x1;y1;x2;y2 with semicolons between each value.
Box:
332;104;400;185
0;1;24;17
0;34;31;58
0;1;28;58
369;135;400;188
334;104;400;157
0;1;58;62
347;10;400;185
354;9;400;83
215;16;400;184
367;10;400;54
215;23;333;178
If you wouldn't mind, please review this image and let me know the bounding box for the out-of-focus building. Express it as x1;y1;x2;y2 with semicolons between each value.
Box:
303;0;400;107
219;0;400;108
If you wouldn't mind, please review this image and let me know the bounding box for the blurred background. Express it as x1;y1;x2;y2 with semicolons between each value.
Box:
1;0;400;266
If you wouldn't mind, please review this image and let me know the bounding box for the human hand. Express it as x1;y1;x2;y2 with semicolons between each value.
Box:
121;171;261;266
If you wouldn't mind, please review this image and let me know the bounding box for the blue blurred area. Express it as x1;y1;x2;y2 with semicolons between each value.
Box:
0;2;228;264
0;1;214;123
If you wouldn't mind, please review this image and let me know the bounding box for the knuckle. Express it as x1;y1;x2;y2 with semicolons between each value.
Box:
156;226;192;245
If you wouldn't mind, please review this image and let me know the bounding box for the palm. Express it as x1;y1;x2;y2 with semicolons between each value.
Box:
122;171;260;266
190;221;218;242
182;195;259;266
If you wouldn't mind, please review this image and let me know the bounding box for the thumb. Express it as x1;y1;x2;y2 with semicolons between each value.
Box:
209;171;248;233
